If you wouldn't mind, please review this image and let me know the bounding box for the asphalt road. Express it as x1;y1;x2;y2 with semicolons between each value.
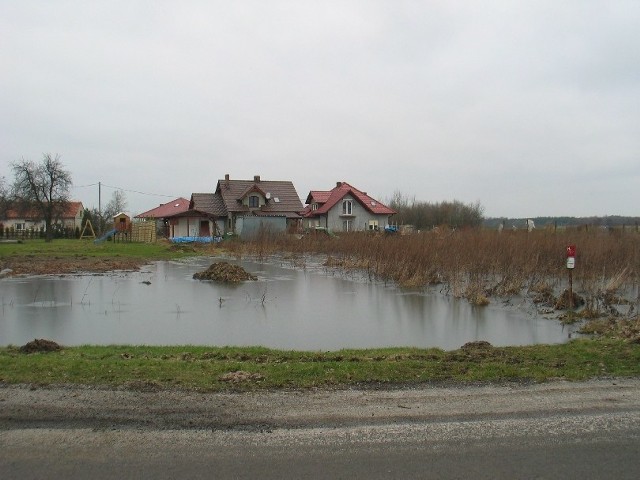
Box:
2;379;639;479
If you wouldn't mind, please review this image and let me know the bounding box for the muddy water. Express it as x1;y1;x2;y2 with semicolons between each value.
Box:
0;257;575;350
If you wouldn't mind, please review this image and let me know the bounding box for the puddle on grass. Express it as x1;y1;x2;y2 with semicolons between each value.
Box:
0;257;577;350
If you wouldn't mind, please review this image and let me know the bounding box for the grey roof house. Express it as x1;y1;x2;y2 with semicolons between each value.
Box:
169;174;304;239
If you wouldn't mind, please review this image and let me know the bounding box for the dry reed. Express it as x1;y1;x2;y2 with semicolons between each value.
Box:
238;228;640;310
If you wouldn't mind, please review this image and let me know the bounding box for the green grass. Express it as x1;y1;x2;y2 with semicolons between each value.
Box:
0;238;200;260
1;340;639;391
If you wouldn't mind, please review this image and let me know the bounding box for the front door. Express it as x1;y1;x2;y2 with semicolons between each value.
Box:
199;220;210;237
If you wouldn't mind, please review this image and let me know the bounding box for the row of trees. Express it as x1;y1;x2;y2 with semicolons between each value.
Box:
388;191;484;230
484;215;640;230
1;153;127;242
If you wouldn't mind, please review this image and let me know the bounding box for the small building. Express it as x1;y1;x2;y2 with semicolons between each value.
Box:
135;197;191;238
302;182;396;233
113;212;131;233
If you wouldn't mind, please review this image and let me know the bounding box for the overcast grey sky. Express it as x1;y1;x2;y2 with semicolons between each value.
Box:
2;1;638;218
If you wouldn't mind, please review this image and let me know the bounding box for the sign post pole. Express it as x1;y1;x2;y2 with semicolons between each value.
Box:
568;269;573;309
566;245;576;309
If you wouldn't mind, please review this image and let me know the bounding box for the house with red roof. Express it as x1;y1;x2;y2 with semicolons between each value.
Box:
302;182;396;233
1;201;84;234
135;197;191;238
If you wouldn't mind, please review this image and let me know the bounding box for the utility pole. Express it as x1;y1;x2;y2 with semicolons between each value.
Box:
98;182;101;217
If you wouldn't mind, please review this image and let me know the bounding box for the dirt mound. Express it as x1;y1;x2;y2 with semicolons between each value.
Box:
446;341;496;362
19;339;62;353
461;340;493;351
193;261;257;283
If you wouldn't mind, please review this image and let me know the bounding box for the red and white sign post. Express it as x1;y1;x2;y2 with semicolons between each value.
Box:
566;245;576;308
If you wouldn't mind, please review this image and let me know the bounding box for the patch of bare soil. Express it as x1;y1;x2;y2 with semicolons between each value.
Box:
0;256;145;276
219;371;265;383
193;261;257;283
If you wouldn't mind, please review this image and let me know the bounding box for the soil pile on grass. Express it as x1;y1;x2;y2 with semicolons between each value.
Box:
446;341;496;362
193;261;257;283
19;339;62;353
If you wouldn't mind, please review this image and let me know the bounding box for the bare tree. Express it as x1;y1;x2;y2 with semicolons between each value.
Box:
11;153;73;242
0;176;10;219
89;190;128;234
103;189;128;220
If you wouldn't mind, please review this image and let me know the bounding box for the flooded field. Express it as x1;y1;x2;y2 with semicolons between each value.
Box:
0;257;576;350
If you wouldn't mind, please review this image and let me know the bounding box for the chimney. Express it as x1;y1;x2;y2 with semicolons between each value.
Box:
225;174;230;181
336;181;342;188
254;175;261;182
224;173;230;189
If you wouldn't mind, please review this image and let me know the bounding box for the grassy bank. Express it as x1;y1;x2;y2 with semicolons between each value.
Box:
2;339;639;391
0;238;213;275
0;238;205;260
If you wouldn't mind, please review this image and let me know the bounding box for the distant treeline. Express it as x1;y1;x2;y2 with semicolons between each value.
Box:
388;191;484;229
484;216;640;230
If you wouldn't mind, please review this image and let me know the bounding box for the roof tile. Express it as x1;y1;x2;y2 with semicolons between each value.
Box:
215;177;303;217
135;198;190;218
304;182;395;217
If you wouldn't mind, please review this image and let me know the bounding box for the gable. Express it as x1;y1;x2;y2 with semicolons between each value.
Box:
306;182;395;217
214;176;303;216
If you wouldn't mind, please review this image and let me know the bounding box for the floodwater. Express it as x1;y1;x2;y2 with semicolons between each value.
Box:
0;257;576;351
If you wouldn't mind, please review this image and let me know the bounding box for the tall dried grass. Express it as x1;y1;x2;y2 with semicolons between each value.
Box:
240;228;640;309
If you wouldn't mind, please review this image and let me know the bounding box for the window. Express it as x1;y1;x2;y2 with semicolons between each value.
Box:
369;220;379;231
342;200;353;215
16;223;25;230
311;203;318;211
249;195;259;208
342;220;352;232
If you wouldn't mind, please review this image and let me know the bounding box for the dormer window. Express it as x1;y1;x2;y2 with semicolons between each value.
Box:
249;195;260;208
311;203;318;211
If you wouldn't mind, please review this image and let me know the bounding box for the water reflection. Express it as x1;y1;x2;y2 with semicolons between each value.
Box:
0;257;575;350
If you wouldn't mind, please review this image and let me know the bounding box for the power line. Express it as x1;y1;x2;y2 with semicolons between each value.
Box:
73;182;178;198
100;183;178;198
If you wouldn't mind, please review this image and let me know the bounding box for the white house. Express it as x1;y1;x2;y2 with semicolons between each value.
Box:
302;182;396;232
